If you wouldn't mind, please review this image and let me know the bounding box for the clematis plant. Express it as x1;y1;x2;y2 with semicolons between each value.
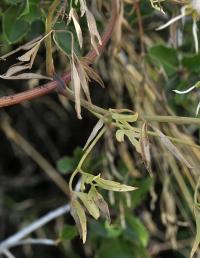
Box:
156;0;200;53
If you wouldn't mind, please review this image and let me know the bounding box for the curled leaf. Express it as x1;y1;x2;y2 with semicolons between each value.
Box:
116;129;125;142
124;130;142;154
88;186;111;223
81;172;99;191
140;123;151;172
111;111;139;124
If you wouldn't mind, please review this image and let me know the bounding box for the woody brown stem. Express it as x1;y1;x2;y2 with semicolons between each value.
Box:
0;0;118;108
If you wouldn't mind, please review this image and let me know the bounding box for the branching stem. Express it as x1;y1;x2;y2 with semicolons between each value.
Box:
69;127;106;192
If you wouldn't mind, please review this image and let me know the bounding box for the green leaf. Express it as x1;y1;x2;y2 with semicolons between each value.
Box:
3;0;21;4
23;3;43;23
130;177;153;208
125;214;149;247
99;239;148;258
53;30;72;56
148;44;179;76
18;0;30;19
3;5;29;43
105;222;122;238
59;225;78;241
57;148;83;174
57;157;75;174
53;22;81;56
182;54;200;73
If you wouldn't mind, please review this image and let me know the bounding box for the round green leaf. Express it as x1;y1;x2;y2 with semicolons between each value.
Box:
3;6;29;43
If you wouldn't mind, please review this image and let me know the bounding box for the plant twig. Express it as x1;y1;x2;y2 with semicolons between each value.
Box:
0;0;118;108
69;127;106;192
2;250;16;258
142;115;200;126
0;204;70;253
8;238;57;247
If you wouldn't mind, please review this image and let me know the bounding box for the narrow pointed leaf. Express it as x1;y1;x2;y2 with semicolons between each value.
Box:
153;127;193;168
4;64;30;77
71;198;87;243
69;9;83;48
140;123;151;171
94;176;137;192
89;186;111;223
71;59;82;119
83;119;104;150
77;61;91;103
0;73;52;80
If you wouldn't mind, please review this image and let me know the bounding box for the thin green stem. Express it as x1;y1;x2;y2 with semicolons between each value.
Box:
88;111;200;150
142;115;200;126
45;0;60;76
69;127;106;192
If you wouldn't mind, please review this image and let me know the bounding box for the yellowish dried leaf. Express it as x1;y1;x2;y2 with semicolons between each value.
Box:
116;129;125;142
83;119;104;150
86;8;102;54
0;36;42;60
71;198;87;243
3;64;30;77
77;60;91;102
78;0;87;16
94;175;137;192
0;73;52;80
71;58;82;119
68;8;83;48
75;191;100;220
18;44;40;68
89;186;111;223
140;123;151;171
153;127;193;169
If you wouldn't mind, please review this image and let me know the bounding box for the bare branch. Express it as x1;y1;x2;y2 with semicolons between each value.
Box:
0;204;70;253
0;0;118;108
